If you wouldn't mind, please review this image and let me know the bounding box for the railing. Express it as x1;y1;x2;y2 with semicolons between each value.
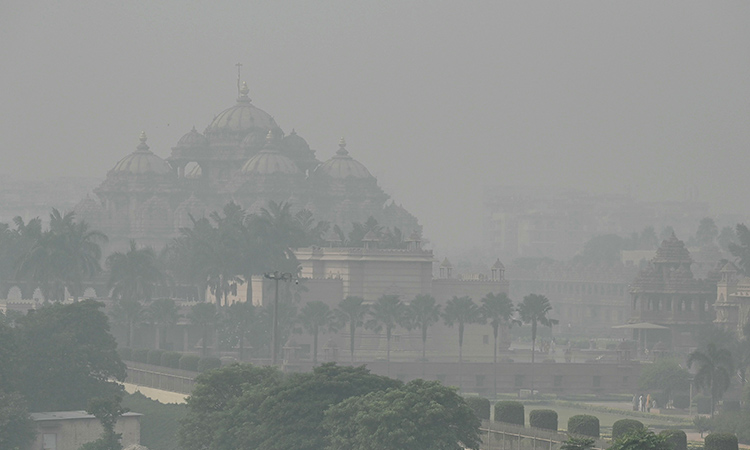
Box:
125;362;198;394
480;420;609;450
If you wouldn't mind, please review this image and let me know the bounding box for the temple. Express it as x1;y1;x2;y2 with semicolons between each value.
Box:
76;82;419;250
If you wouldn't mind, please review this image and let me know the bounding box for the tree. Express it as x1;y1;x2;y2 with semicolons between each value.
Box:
14;300;126;411
109;298;145;348
219;301;256;360
83;395;129;450
0;391;36;450
179;363;284;450
696;218;719;247
481;292;517;397
106;240;164;304
17;209;106;301
688;343;734;417
366;295;406;374
406;294;441;361
572;234;627;265
324;379;481;450
608;428;671;450
560;435;595;450
638;358;690;405
693;416;711;438
518;294;558;395
335;296;369;363
718;226;737;253
728;224;750;276
147;298;179;350
299;301;335;365
238;364;400;450
189;302;218;357
443;296;483;390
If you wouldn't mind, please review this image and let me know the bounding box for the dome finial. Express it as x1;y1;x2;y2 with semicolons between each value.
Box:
137;131;150;152
266;129;274;145
336;137;349;156
239;81;250;101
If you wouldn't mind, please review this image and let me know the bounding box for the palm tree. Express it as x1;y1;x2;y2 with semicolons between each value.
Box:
299;301;335;365
688;343;734;417
106;240;164;304
366;294;406;375
481;292;517;397
147;298;179;350
189;302;218;357
335;296;369;363
110;298;145;348
443;296;484;390
406;294;441;361
222;301;255;360
518;294;558;395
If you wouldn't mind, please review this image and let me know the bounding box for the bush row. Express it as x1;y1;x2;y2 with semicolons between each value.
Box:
117;347;222;373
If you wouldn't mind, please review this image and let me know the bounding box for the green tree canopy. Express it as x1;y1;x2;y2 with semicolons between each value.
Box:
688;343;734;417
324;379;481;450
638;358;690;403
608;428;671;450
335;296;369;363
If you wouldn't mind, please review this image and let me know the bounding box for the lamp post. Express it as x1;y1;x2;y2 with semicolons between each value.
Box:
264;271;294;365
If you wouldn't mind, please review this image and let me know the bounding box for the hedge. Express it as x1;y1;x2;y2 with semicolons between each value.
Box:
705;433;738;450
161;351;182;369
465;397;490;420
198;356;222;373
179;354;201;371
568;415;599;438
495;401;524;426
529;409;558;431
147;349;164;365
612;419;644;439
132;348;150;363
117;347;132;361
660;429;687;450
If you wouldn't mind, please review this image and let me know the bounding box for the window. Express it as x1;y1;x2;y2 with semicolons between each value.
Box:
514;374;525;387
554;375;563;387
483;335;489;345
593;376;601;387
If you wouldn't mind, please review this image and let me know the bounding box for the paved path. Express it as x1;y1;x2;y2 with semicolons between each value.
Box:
123;382;187;404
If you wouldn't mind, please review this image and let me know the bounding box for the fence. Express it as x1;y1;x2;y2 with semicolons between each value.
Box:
480;420;609;450
125;361;198;394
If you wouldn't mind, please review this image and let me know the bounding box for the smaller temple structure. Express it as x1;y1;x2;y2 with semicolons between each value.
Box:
714;261;750;337
628;233;716;354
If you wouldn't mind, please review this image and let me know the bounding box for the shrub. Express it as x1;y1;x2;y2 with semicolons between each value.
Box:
672;393;690;409
147;349;164;365
705;433;738;450
132;348;149;363
612;419;644;439
117;347;132;361
161;351;182;369
179;354;201;371
529;409;558;431
494;401;524;426
198;356;222;372
568;415;599;438
660;429;687;450
465;397;490;420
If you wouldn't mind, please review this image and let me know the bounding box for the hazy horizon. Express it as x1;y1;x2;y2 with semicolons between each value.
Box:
3;2;749;252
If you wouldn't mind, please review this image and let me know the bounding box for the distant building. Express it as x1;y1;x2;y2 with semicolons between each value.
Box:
77;82;418;251
714;261;750;337
627;233;716;354
29;411;141;450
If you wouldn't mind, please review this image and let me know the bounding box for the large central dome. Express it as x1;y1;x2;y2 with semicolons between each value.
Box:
204;82;278;137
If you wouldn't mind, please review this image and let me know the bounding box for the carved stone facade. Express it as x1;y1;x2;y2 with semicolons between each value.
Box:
77;82;419;251
629;233;716;354
714;262;750;337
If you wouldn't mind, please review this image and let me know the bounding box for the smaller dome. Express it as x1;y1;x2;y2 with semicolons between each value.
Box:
492;259;505;270
282;129;311;152
176;126;208;148
316;138;372;179
241;131;300;175
111;132;172;176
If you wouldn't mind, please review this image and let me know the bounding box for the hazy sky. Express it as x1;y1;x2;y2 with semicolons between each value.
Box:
2;2;749;251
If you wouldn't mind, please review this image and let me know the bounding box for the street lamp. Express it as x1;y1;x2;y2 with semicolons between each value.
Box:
264;271;295;365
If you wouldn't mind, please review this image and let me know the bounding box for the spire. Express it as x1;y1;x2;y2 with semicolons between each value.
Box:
336;137;349;156
136;131;150;152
